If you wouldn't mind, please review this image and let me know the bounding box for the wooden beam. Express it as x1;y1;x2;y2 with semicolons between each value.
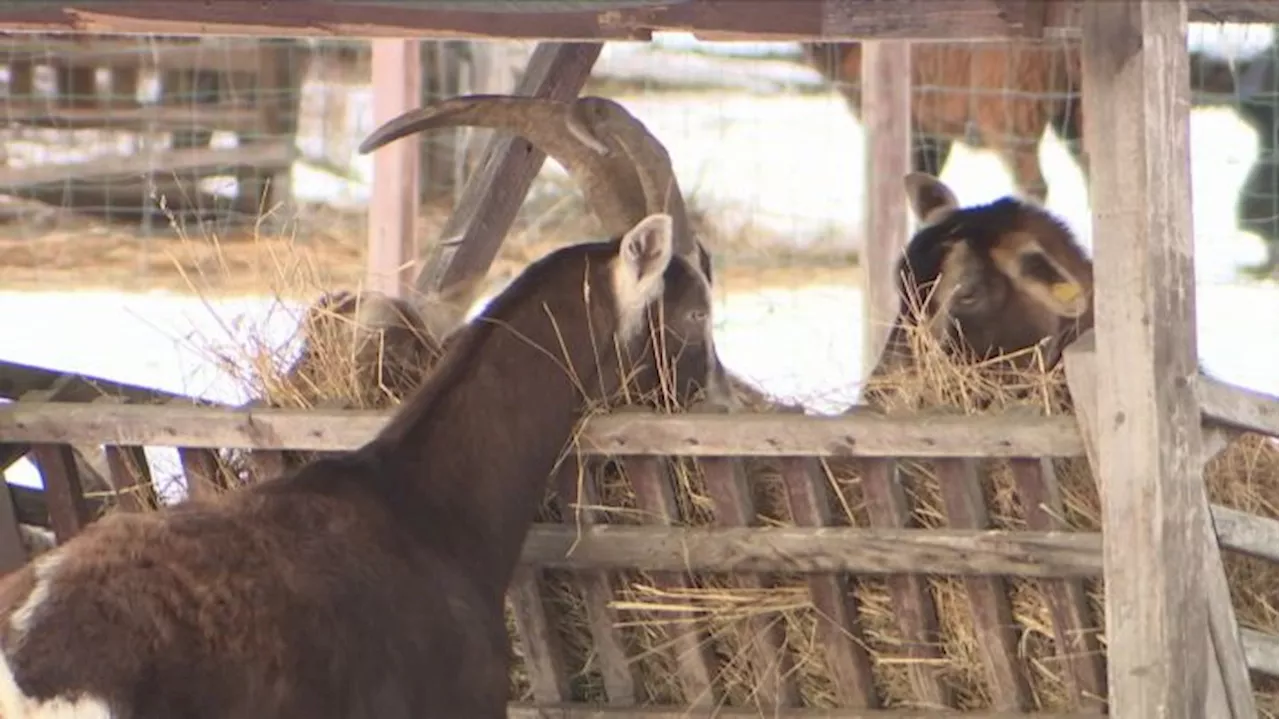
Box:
0;142;297;189
0;401;1087;457
1065;336;1259;718
516;525;1104;577
367;38;423;299
1199;373;1279;437
859;41;913;375
412;42;601;313
1080;0;1213;714
0;1;1270;39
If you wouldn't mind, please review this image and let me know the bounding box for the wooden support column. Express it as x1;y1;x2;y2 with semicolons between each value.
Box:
412;42;601;328
1080;1;1211;716
368;38;423;299
859;41;912;376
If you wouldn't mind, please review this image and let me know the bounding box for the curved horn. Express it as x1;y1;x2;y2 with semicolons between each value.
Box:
570;97;696;263
358;94;646;239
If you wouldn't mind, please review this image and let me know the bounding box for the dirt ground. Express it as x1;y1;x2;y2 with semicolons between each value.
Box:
0;198;862;298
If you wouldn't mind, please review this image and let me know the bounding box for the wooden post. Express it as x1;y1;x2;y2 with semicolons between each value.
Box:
368;38;423;299
1080;1;1210;716
859;41;913;376
412;42;600;329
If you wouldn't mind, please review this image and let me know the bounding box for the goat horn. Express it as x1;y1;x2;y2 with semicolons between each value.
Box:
358;94;646;241
568;97;695;261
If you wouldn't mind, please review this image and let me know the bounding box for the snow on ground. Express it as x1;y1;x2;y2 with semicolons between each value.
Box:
2;278;1276;498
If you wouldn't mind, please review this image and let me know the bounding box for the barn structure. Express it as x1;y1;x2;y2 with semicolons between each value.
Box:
0;2;1278;717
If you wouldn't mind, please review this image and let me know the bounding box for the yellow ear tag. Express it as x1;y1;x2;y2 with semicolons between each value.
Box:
1051;281;1082;305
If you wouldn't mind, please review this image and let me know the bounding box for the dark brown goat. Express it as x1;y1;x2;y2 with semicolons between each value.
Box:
0;97;727;719
870;171;1094;386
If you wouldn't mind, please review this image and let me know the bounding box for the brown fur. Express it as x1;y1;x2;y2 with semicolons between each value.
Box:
0;98;727;719
869;173;1094;391
802;41;1080;201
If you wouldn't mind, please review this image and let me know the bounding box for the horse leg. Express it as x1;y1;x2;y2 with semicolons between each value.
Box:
1237;98;1278;278
1009;144;1050;204
912;133;953;177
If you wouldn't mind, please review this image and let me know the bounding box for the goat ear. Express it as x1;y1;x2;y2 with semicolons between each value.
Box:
613;213;674;324
904;172;959;225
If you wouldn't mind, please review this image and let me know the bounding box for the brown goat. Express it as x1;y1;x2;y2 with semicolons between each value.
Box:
0;97;728;719
870;172;1094;386
802;41;1081;202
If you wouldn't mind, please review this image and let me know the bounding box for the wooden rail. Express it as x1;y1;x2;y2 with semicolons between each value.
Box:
0;1;1271;39
0;402;1087;456
2;383;1275;703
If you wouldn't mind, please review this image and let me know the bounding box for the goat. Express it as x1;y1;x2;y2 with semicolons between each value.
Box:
869;172;1094;390
0;96;729;719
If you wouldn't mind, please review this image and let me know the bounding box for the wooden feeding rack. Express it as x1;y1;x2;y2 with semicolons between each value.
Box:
0;33;305;221
0;1;1278;717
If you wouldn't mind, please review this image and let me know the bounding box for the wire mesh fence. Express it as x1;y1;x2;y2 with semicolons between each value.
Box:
0;28;1275;296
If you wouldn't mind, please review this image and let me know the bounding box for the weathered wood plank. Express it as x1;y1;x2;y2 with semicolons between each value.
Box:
0;402;1087;457
367;38;422;299
508;565;574;703
933;459;1031;710
855;458;951;706
28;444;90;543
0;479;29;573
0;1;1270;39
1008;457;1107;712
413;42;601;312
1199;374;1279;437
1066;339;1255;719
102;445;155;513
1080;0;1218;714
0;103;261;133
0;142;297;188
778;457;879;708
697;456;801;710
93;395;154;513
622;457;719;707
177;447;225;500
1242;627;1279;678
1209;504;1279;562
554;459;641;706
859;40;912;375
0;359;194;404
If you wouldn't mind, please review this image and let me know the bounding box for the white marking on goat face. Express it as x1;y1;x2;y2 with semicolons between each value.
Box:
0;651;113;719
9;551;64;639
611;213;674;342
990;232;1090;319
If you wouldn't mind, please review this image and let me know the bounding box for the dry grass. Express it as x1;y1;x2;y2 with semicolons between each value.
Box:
63;201;1279;716
0;175;859;297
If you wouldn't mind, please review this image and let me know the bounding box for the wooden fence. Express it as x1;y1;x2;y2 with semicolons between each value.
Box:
0;34;304;221
0;332;1276;716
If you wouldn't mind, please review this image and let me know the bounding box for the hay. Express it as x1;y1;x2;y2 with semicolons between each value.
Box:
520;312;1277;714
172;218;1276;716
